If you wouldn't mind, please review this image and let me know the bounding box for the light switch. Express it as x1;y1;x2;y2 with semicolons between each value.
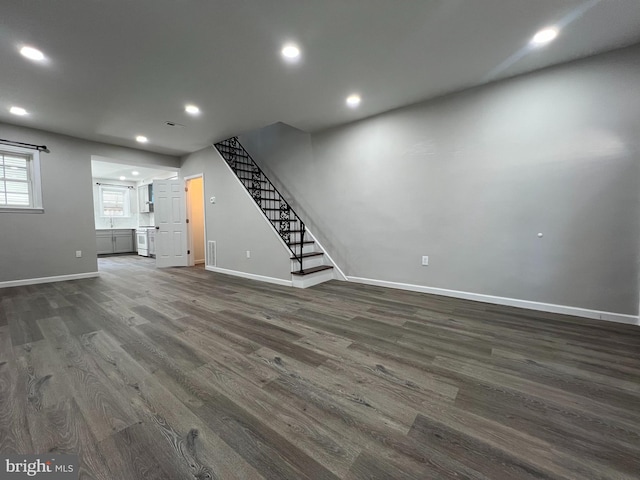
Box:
421;256;429;266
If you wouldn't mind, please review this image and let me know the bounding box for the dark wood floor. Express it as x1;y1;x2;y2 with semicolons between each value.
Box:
1;256;639;479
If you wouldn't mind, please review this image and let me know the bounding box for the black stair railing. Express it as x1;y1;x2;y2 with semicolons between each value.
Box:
213;137;306;273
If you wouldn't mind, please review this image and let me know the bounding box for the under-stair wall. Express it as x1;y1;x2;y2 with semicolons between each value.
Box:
179;146;292;284
213;137;336;287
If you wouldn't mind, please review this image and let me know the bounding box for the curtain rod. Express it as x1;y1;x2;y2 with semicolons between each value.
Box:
95;182;135;189
0;138;49;152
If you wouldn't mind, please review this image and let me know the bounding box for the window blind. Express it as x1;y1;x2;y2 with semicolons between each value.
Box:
0;153;31;207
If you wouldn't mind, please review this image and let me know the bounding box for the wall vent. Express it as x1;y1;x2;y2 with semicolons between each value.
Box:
206;241;216;267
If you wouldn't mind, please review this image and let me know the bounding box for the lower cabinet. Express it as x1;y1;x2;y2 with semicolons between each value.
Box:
96;229;135;255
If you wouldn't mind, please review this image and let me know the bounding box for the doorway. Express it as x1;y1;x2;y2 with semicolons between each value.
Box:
90;157;179;270
185;175;206;266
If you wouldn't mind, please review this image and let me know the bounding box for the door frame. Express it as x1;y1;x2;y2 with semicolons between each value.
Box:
184;173;206;267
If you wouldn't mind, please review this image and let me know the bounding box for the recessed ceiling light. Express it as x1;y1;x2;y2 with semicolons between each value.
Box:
346;94;361;108
185;104;200;115
132;171;140;176
119;176;126;181
530;28;558;46
20;46;45;62
281;44;301;60
136;135;148;143
9;106;28;116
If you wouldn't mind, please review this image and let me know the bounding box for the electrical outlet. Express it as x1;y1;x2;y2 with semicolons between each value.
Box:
421;256;429;266
76;250;82;258
246;250;251;259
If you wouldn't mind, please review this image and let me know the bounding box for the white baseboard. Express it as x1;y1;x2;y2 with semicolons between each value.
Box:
0;271;100;289
205;266;292;287
346;276;639;326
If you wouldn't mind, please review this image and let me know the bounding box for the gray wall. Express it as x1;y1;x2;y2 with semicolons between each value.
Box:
0;123;179;283
180;147;291;281
241;45;640;315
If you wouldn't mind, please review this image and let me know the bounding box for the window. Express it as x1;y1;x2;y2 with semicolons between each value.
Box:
100;186;131;217
0;146;42;212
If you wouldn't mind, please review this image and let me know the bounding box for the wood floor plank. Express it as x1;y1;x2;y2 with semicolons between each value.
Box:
54;305;102;336
433;356;640;431
27;397;112;480
0;325;34;454
130;304;190;333
127;373;265;480
37;317;140;442
98;422;181;480
345;451;447;480
192;361;361;478
135;322;206;371
172;301;329;367
2;255;639;479
408;413;560;480
0;302;7;327
9;309;45;346
189;373;342;480
81;330;263;479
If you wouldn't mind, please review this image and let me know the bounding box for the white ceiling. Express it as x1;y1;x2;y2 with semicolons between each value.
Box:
2;0;640;156
91;158;177;182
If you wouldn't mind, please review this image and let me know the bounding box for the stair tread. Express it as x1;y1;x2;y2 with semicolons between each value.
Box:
292;265;334;276
291;252;324;259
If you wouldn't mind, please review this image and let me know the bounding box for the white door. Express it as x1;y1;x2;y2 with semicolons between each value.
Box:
154;180;188;268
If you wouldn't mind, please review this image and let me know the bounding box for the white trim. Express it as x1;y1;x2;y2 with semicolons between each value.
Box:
205;266;292;287
0;145;43;211
183;173;203;181
0;207;44;214
184;173;206;268
346;276;639;326
292;269;336;288
304;228;347;281
0;271;100;289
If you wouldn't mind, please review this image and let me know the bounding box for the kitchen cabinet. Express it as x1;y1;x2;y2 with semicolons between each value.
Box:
96;229;135;255
138;183;154;213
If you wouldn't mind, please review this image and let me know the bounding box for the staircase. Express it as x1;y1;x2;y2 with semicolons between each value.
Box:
214;137;334;287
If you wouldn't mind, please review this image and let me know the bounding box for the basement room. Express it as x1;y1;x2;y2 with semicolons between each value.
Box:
1;1;639;479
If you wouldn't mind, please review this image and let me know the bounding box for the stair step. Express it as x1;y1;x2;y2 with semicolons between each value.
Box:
291;252;324;260
288;240;315;246
292;265;334;276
